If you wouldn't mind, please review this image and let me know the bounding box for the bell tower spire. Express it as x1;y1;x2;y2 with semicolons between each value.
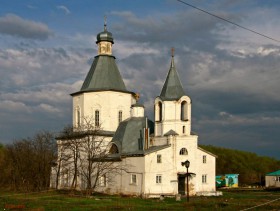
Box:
154;49;192;136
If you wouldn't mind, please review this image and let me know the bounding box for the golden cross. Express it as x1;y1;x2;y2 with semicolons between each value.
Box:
104;15;107;31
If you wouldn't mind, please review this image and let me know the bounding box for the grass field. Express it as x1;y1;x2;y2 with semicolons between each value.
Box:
0;189;280;210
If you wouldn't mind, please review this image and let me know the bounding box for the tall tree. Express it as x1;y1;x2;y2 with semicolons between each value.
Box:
0;131;56;191
55;118;128;194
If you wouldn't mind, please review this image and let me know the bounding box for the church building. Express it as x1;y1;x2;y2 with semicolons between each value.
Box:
52;22;217;197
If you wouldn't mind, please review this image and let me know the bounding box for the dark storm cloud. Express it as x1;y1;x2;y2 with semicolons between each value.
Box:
0;14;53;40
111;10;242;52
1;1;279;159
107;8;280;159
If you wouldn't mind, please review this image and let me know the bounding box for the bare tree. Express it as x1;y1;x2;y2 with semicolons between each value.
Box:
56;118;129;194
57;125;82;190
0;131;56;191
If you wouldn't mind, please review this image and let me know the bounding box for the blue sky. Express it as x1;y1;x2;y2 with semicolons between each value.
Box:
1;0;280;159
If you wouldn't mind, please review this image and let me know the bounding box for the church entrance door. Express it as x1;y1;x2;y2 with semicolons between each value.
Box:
178;175;186;195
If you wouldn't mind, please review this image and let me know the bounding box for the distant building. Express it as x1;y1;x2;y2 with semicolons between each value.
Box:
265;170;280;188
216;174;239;188
51;22;217;197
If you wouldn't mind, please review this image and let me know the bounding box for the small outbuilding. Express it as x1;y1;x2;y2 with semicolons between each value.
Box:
216;174;239;188
265;170;280;188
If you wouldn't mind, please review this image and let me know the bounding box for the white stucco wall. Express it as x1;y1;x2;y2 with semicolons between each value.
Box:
154;96;191;137
73;91;135;131
194;148;216;193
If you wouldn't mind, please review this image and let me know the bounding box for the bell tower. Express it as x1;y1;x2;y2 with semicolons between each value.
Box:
154;49;191;136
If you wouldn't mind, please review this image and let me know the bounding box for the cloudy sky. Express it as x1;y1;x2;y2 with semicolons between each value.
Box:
1;0;280;159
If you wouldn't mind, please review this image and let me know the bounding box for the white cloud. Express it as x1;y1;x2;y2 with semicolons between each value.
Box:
37;103;60;113
0;14;53;40
57;5;71;15
0;100;31;113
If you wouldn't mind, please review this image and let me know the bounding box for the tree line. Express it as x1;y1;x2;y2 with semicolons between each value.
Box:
0;120;125;194
1;132;279;191
201;145;280;186
0;131;56;191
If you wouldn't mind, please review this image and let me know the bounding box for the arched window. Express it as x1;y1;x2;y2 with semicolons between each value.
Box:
109;144;119;154
179;148;188;155
95;110;100;126
158;102;162;121
76;108;81;127
118;110;123;124
181;101;188;121
155;102;163;122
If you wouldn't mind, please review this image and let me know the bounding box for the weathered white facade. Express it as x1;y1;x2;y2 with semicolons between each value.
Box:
52;23;217;197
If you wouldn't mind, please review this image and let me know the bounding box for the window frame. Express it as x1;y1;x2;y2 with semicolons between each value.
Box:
95;110;100;126
157;154;162;163
118;110;123;124
156;175;162;184
76;108;81;127
179;148;188;155
203;155;207;163
131;174;137;185
181;101;188;121
202;174;207;184
99;174;106;187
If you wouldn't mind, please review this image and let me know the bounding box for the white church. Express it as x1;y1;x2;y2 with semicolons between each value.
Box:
52;23;217;197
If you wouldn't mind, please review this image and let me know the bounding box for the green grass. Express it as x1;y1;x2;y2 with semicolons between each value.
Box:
0;189;280;210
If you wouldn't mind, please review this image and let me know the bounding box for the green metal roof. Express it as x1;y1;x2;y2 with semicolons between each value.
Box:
266;170;280;176
111;117;154;154
160;55;186;100
164;129;179;136
80;55;127;92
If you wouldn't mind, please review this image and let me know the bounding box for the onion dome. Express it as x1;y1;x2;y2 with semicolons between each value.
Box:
96;19;114;44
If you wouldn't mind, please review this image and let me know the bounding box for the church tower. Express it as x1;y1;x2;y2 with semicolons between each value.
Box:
154;49;191;136
71;21;136;132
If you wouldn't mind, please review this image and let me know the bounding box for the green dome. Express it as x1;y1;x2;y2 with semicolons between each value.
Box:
96;30;114;44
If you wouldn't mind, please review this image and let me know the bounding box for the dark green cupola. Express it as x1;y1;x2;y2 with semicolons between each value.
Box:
76;21;129;94
160;49;186;100
96;21;114;44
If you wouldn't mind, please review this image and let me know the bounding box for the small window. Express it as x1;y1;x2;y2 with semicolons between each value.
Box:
156;102;162;122
203;155;207;163
99;175;106;187
156;175;162;184
95;110;100;126
157;154;162;163
183;126;185;134
202;174;207;183
62;169;69;187
179;148;188;155
181;101;188;121
77;109;81;127
131;174;137;184
118;110;123;124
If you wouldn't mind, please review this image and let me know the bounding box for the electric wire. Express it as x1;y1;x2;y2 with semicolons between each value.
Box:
176;0;280;43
